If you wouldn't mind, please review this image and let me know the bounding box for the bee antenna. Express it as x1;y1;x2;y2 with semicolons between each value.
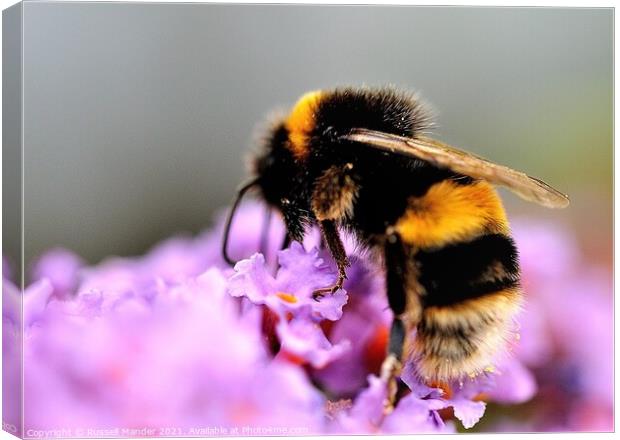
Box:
222;177;260;266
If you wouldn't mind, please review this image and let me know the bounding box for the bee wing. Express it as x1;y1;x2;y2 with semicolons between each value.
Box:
344;128;569;209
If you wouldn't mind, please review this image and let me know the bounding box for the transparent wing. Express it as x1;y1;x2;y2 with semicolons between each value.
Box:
344;128;569;209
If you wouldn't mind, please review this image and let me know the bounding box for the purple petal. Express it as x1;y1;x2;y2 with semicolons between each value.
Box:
451;398;486;429
2;278;21;327
383;393;451;433
349;375;388;427
401;361;444;399
23;278;54;327
227;253;276;304
489;359;537;404
311;289;348;321
30;248;84;298
277;318;350;368
276;243;338;299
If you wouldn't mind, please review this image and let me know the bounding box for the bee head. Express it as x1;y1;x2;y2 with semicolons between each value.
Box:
252;119;302;209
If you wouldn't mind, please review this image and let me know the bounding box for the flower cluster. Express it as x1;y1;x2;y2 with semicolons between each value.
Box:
491;219;613;432
3;201;612;435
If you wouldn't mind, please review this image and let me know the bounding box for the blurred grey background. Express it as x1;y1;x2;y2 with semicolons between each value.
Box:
16;3;612;266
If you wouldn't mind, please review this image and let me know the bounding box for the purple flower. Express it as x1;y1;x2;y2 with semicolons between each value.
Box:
276;318;350;369
227;243;349;368
329;374;450;433
401;359;489;429
5;201;611;435
3;277;21;328
21;267;326;433
495;219;613;432
228;245;348;322
311;253;392;396
4;277;55;330
30;248;85;299
382;392;453;434
3;277;23;435
486;357;537;404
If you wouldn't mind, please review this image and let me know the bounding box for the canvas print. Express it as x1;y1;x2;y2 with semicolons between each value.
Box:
2;2;613;437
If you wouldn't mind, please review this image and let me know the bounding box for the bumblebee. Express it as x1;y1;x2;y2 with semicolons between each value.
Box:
222;87;569;399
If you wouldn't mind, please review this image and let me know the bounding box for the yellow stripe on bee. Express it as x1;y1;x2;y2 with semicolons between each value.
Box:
396;180;509;248
285;90;323;160
422;287;522;328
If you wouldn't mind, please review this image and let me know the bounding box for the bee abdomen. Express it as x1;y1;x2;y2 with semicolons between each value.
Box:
409;233;522;382
417;233;520;307
411;288;522;382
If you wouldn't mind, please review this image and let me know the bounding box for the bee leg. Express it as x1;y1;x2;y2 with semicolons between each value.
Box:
381;232;408;411
312;220;350;300
382;319;405;412
309;164;357;299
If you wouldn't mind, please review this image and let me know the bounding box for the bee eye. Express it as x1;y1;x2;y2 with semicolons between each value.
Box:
281;198;291;206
